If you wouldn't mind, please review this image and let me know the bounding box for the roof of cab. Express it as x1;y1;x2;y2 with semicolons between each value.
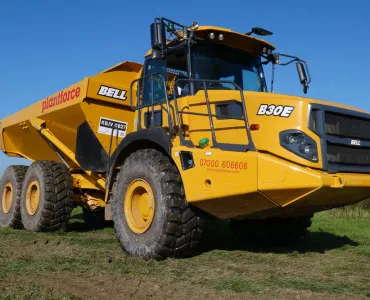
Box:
196;26;275;50
145;25;275;57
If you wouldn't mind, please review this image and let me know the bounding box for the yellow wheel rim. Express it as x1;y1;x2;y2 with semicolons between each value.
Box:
26;180;40;216
2;182;14;214
124;179;155;234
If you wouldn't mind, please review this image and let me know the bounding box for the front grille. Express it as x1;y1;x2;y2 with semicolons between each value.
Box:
325;112;370;140
327;143;370;166
309;104;370;172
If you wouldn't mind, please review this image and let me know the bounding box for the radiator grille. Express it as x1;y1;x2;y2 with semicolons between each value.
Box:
327;143;370;166
325;112;370;140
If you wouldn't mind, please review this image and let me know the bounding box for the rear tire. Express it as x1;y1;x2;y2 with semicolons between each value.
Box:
0;166;28;228
20;161;74;232
230;215;313;246
113;149;204;260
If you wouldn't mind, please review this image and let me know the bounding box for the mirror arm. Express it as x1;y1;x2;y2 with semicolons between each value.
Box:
265;52;312;94
274;54;311;80
276;53;300;60
278;58;298;66
275;53;301;66
271;63;276;93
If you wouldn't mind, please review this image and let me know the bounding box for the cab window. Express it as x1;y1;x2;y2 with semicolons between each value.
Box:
141;46;189;106
142;59;167;106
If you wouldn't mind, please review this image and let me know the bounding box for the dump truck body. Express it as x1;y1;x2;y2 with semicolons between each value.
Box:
1;18;370;259
0;61;142;164
2;75;370;219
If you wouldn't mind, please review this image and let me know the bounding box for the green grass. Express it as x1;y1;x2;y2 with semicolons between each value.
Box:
0;284;78;300
328;199;370;219
0;208;369;299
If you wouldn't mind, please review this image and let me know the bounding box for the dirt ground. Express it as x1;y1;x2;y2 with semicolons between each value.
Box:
0;211;369;300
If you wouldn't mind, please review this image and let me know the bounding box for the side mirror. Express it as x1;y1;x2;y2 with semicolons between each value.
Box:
150;22;166;60
296;62;309;94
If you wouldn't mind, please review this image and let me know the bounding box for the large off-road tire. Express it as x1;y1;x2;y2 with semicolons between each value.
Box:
0;165;28;228
230;215;313;246
113;149;204;260
20;161;74;232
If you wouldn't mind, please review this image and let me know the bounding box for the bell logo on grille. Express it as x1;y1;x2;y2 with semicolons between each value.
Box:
350;140;361;146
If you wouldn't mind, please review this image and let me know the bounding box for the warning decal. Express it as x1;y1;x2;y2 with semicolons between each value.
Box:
98;117;128;138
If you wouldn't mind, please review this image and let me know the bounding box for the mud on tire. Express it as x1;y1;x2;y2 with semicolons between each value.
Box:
113;149;204;260
20;161;74;232
0;165;28;228
230;215;313;246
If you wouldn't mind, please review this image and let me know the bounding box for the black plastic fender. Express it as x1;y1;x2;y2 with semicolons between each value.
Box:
105;127;172;194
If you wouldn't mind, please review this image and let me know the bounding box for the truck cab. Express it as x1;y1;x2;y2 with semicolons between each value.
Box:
128;18;370;220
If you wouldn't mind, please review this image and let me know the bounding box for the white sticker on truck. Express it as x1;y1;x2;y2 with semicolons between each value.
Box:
98;117;128;138
351;139;361;146
98;85;127;100
257;104;294;117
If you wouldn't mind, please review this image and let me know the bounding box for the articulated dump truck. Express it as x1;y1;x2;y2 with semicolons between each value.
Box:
1;17;370;259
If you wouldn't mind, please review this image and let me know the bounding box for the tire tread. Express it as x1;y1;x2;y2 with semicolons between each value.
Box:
113;149;203;259
21;161;74;232
0;165;28;228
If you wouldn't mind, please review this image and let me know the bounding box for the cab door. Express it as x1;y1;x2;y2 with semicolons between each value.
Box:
138;50;190;134
137;58;170;131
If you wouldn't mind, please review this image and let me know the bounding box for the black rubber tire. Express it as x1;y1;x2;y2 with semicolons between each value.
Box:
230;215;313;246
0;165;28;228
112;149;204;260
82;208;106;230
20;161;74;232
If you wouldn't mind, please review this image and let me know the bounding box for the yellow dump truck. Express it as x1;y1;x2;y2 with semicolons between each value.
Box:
1;17;370;259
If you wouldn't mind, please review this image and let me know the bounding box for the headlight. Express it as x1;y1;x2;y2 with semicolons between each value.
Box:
286;132;305;144
280;130;319;163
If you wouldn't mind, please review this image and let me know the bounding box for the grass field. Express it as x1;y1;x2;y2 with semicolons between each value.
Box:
0;208;369;300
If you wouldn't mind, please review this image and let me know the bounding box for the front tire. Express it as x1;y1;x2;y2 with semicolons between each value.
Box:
113;149;204;260
20;161;74;232
0;166;28;228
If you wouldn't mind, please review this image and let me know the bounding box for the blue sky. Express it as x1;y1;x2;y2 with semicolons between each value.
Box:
1;0;370;171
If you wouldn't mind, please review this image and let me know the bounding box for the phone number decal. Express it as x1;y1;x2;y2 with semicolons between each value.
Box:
200;159;248;170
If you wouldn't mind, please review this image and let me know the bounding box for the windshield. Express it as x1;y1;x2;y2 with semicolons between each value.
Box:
192;44;267;92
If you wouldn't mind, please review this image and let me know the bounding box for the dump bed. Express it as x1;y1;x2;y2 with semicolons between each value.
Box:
0;61;142;168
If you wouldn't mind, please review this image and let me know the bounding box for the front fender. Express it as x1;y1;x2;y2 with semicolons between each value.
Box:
105;127;172;194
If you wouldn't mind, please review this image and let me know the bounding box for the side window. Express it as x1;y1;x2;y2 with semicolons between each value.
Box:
141;48;189;106
142;59;167;106
242;68;261;92
166;48;189;98
219;75;236;90
215;101;243;120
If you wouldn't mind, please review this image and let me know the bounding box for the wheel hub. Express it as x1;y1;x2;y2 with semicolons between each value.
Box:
26;180;40;216
124;179;155;234
2;183;13;214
